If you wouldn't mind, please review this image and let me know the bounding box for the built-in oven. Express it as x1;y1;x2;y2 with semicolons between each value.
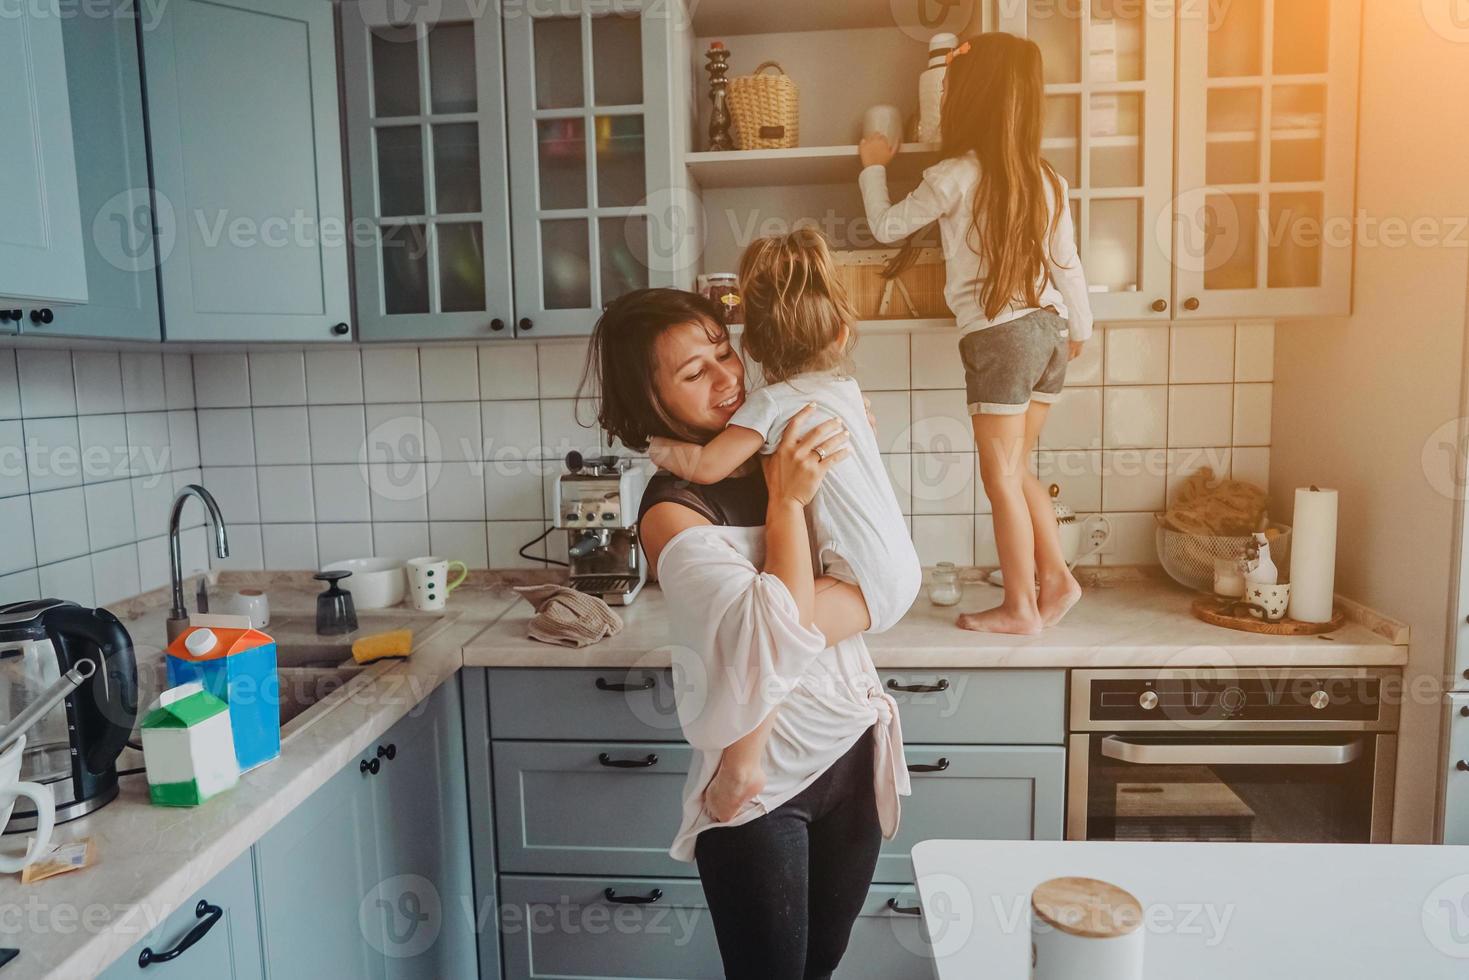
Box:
1067;668;1399;843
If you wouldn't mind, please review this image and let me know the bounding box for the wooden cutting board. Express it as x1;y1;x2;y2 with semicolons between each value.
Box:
1191;596;1346;635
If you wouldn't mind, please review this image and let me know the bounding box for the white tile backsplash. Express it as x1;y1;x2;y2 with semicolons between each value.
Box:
0;322;1272;596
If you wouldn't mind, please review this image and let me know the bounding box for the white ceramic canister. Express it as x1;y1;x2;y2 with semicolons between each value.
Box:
917;33;957;143
862;104;904;148
1031;876;1143;980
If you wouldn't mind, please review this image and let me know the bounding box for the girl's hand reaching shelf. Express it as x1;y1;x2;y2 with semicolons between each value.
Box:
859;133;898;168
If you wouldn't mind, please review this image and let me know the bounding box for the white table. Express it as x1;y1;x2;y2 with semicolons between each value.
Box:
911;839;1469;979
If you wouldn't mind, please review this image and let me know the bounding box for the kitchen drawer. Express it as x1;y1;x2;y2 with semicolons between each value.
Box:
488;668;683;741
494;740;692;877
1446;695;1469;844
875;744;1065;883
880;669;1065;744
835;884;932;980
499;875;721;980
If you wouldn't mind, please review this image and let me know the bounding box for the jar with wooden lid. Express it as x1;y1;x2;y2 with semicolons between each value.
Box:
1030;876;1144;979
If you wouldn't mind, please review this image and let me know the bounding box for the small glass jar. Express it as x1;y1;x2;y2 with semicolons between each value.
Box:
927;562;961;606
698;273;742;324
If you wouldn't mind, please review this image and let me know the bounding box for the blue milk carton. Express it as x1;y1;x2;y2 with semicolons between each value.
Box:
165;626;281;771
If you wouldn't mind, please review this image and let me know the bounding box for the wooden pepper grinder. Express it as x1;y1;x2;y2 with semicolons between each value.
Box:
706;41;733;151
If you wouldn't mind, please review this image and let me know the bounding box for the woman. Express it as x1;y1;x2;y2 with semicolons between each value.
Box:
582;288;910;980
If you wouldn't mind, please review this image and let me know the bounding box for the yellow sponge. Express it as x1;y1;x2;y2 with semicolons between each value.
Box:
351;629;413;664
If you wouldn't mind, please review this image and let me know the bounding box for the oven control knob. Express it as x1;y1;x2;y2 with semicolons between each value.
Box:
1310;690;1330;710
1138;691;1159;711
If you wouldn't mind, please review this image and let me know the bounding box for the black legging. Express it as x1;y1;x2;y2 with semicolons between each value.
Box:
694;727;881;980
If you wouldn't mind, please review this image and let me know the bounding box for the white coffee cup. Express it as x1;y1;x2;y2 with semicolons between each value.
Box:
226;588;270;629
405;557;468;612
0;735;56;873
1247;582;1292;622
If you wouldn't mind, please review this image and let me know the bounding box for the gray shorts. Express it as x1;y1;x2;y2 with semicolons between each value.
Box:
959;309;1070;416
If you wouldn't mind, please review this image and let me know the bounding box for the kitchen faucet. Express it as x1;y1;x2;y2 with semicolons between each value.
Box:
167;484;230;642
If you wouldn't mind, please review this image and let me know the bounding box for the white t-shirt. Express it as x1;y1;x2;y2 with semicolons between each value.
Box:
859;153;1094;341
729;371;921;634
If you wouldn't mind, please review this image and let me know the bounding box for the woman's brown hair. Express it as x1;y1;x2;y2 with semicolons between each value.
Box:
885;32;1068;320
737;227;858;384
579;288;729;452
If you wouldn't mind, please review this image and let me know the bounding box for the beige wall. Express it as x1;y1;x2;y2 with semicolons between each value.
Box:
1271;1;1469;842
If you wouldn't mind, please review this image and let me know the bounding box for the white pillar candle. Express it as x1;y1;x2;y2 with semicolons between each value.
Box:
1288;486;1339;623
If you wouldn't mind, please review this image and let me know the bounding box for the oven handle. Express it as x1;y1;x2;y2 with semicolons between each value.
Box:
1099;735;1366;766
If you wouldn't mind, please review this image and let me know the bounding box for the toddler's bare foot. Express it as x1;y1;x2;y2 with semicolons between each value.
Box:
1038;571;1083;627
703;762;766;823
956;604;1044;635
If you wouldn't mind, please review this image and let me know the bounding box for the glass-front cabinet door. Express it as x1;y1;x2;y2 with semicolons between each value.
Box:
502;0;676;337
1173;0;1360;319
999;1;1176;322
340;0;515;340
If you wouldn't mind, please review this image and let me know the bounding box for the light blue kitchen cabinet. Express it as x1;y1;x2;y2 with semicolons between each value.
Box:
41;0;162;341
339;0;515;341
487;667;681;741
256;740;389;980
98;848;264;980
373;675;480;980
0;0;87;308
140;0;350;342
493;740;693;878
501;0;682;337
878;744;1065;883
834;884;932;980
1444;694;1469;844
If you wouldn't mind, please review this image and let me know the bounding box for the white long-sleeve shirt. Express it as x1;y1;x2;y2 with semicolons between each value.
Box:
859;154;1094;341
657;523;910;862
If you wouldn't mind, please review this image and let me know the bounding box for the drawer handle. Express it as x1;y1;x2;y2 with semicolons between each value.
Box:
1458;760;1469;773
887;678;948;694
138;900;223;967
596;676;655;693
598;752;659;768
907;757;950;773
604;887;663;905
885;898;922;916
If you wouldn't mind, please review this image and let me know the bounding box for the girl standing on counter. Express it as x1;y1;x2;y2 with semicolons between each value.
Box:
859;31;1095;636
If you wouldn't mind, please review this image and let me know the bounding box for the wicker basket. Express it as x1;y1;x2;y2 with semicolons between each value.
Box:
728;61;799;150
832;247;952;320
1155;519;1293;593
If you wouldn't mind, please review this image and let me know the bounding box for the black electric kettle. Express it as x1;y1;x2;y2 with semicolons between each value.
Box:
0;599;139;829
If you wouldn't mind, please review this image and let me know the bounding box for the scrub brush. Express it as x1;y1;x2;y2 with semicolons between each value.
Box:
351;629;413;664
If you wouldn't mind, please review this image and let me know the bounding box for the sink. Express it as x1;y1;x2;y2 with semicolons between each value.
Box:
277;666;364;728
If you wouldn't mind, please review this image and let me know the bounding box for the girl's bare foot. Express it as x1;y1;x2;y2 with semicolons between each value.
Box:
1038;571;1083;627
703;762;766;823
956;603;1044;635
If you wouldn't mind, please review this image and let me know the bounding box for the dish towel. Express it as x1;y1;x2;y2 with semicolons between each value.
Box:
513;584;624;648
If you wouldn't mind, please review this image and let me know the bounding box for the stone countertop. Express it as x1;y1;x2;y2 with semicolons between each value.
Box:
0;575;521;980
464;570;1409;669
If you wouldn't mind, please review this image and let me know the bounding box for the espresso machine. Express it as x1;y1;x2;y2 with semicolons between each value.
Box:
553;452;649;605
0;599;138;829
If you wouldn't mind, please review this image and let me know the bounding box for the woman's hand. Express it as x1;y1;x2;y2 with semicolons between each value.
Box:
762;404;850;507
1068;339;1086;361
859;133;898;168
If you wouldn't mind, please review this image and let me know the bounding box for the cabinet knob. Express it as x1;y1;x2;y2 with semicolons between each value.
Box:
1183;297;1200;311
330;321;350;336
29;308;54;325
376;742;397;761
1151;298;1168;313
360;757;380;775
490;318;506;331
1461;705;1469;717
518;317;533;332
0;310;21;323
1458;760;1469;772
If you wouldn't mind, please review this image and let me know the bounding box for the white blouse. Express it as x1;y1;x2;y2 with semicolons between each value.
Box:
658;523;911;863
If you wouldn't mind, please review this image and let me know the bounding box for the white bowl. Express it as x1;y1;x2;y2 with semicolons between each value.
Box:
321;558;406;609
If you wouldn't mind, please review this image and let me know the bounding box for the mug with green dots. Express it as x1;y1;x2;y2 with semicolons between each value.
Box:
406;556;468;611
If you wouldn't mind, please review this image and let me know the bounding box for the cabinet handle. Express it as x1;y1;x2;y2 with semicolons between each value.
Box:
1151;298;1168;313
490;318;506;331
595;676;655;693
1459;760;1469;772
604;887;663;905
138;900;223;967
0;310;21;323
376;743;397;760
907;757;950;773
1183;297;1200;311
518;317;534;332
29;308;54;326
886;678;948;694
1461;706;1469;717
598;752;658;768
360;757;380;775
885;898;922;916
330;321;349;336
